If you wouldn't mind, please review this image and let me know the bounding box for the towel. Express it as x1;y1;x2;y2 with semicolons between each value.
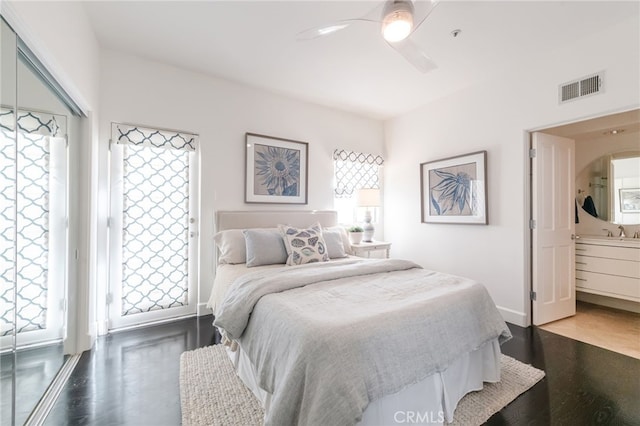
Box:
582;195;598;218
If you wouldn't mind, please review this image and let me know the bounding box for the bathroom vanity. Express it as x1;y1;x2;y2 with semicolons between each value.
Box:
575;236;640;303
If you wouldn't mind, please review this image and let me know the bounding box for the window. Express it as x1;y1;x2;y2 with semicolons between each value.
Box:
333;149;384;225
108;123;199;329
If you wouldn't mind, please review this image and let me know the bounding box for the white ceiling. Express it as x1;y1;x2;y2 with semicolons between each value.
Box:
83;1;638;120
542;108;640;142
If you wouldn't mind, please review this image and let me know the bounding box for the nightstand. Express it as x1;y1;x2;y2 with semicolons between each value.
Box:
351;241;392;259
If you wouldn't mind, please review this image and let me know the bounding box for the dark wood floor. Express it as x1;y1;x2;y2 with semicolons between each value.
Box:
43;316;639;425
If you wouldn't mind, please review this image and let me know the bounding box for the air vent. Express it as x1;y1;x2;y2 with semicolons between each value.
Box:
559;72;604;104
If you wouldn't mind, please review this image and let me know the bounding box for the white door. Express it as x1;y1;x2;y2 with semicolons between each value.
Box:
532;132;576;325
108;123;199;330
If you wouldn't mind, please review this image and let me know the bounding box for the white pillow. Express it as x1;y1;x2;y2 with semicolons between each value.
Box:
243;228;288;267
322;229;347;258
279;223;330;265
213;229;246;264
324;226;353;256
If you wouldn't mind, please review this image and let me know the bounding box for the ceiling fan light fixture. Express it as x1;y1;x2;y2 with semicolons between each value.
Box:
382;1;414;43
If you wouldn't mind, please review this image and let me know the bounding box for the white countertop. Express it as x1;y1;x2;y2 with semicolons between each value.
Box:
577;235;640;248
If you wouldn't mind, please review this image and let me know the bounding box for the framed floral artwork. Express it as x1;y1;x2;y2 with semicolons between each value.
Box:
245;133;308;204
420;150;488;224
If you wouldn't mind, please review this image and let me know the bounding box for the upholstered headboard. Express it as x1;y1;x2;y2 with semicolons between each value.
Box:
215;210;338;232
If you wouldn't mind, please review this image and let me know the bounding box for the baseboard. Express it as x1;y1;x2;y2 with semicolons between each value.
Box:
97;320;109;336
198;303;213;316
497;306;528;327
72;329;97;354
109;314;197;334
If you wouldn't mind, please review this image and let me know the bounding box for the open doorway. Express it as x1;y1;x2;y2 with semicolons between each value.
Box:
530;108;640;359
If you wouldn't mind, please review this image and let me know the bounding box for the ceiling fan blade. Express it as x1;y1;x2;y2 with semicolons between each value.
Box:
387;38;437;73
297;18;377;41
297;2;385;41
297;20;351;41
411;0;440;34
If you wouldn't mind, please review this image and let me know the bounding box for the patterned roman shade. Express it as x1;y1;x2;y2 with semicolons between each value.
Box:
333;149;384;198
111;123;198;316
112;123;196;152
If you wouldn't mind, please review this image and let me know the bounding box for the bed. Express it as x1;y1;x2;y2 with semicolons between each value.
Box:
209;210;511;426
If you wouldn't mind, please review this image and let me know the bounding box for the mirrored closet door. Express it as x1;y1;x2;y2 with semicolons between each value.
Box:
1;16;83;425
1;16;18;425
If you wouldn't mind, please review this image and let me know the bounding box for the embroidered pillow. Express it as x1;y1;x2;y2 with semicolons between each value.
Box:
279;223;330;265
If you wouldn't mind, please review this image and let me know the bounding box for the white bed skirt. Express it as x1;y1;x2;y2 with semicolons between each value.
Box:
226;339;502;425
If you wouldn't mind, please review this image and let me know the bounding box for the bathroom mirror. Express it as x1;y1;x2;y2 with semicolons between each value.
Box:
576;151;640;225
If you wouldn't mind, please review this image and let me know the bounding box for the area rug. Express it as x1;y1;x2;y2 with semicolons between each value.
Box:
180;345;545;426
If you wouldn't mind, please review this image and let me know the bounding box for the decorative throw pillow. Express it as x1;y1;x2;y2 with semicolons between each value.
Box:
279;223;330;265
213;229;246;264
324;226;353;256
322;229;347;259
243;228;288;267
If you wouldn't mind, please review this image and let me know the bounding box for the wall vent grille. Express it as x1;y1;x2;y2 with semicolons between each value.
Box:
559;72;604;104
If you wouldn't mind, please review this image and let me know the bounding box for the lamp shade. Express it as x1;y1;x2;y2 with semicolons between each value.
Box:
357;188;381;207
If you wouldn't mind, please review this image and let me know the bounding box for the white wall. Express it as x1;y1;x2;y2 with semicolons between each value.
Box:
3;1;100;112
98;50;384;319
384;15;640;326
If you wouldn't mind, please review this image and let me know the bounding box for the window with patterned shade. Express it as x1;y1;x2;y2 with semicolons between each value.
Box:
333;149;384;225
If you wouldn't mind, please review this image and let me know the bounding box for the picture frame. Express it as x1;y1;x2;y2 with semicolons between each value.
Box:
619;188;640;213
245;133;308;204
420;150;488;224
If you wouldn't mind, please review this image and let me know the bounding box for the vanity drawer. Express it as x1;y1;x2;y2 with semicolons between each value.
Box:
575;243;640;262
576;270;640;300
576;255;640;279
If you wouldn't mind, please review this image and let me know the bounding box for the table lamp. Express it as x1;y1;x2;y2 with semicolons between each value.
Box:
357;188;380;242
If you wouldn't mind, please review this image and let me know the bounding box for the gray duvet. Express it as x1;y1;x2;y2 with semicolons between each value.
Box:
214;258;512;426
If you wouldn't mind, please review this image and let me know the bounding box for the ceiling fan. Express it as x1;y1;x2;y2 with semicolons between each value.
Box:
297;0;440;73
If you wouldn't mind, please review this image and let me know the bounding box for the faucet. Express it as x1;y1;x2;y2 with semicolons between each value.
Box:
634;231;640;239
618;225;626;238
603;228;613;237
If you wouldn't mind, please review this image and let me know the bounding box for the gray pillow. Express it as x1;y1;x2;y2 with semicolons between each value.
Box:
243;228;288;267
323;229;347;258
